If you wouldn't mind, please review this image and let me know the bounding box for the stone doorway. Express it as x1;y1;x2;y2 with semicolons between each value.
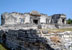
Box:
62;19;65;24
33;19;38;24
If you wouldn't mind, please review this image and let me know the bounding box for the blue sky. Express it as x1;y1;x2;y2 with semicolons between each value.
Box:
0;0;72;24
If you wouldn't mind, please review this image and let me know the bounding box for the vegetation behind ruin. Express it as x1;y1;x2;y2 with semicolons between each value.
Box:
67;18;72;24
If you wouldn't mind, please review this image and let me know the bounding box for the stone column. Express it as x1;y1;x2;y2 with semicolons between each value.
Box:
64;19;66;24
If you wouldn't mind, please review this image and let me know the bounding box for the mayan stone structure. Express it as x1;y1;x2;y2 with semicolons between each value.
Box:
1;11;66;25
0;11;72;50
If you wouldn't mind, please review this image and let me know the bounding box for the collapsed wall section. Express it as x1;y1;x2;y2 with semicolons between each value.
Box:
0;29;54;50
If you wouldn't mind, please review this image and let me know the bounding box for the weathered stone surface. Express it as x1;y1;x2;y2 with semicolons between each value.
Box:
0;28;72;50
0;29;55;50
0;11;72;50
1;11;66;28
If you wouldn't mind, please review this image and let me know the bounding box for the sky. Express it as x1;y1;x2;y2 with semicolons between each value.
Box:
0;0;72;24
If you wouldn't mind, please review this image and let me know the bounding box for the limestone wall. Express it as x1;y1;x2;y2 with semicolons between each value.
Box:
40;15;47;23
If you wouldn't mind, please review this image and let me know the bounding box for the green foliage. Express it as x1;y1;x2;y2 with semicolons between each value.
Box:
67;18;72;24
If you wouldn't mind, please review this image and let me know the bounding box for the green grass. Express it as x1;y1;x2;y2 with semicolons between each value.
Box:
49;28;72;32
41;28;72;33
0;44;7;50
57;28;72;31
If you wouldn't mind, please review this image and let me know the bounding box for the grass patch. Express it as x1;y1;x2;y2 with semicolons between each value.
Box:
57;28;72;31
0;44;7;50
41;28;72;33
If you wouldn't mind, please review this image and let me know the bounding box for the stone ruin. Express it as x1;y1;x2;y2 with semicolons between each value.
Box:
1;11;66;26
1;11;69;29
0;11;72;50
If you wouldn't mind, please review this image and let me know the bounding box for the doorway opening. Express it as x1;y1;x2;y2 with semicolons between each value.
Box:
62;19;65;24
33;19;38;24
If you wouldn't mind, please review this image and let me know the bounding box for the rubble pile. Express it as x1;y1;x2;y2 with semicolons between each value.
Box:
40;30;72;50
0;29;72;50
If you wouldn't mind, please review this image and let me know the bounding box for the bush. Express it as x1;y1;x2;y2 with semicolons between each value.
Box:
67;18;72;24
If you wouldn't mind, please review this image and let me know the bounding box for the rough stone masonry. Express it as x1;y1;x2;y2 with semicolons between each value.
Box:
0;11;72;50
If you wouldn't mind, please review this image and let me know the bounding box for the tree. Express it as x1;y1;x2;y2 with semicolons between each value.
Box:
67;18;72;24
